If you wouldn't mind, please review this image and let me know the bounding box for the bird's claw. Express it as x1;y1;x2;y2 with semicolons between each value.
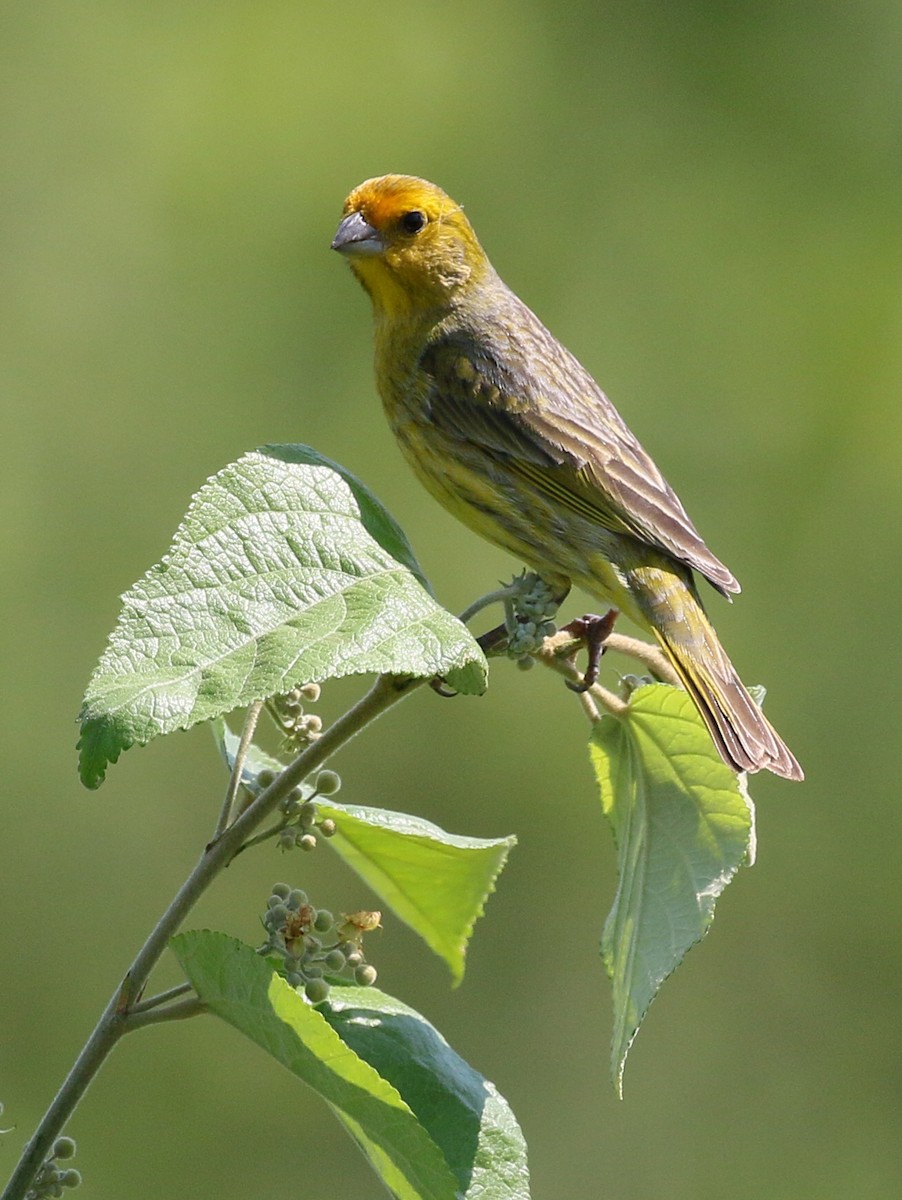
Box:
430;677;458;698
562;610;619;692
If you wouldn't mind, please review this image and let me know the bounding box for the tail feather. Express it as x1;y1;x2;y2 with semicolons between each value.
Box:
652;623;803;781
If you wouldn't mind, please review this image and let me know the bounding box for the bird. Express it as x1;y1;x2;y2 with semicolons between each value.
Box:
331;174;802;780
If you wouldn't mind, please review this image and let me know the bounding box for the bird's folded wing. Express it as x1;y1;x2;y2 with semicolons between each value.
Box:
419;335;739;597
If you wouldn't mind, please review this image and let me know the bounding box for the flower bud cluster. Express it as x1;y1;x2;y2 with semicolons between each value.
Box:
27;1136;81;1197
252;768;341;854
618;673;654;698
259;884;379;1004
268;683;324;751
505;571;559;662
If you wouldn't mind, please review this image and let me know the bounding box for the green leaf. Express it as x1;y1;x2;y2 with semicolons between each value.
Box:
319;802;514;984
172;931;457;1200
78;445;486;787
325;986;529;1200
589;683;755;1096
212;721;515;982
172;932;528;1200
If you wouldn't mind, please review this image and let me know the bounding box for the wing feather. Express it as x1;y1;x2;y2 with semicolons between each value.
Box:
419;304;739;597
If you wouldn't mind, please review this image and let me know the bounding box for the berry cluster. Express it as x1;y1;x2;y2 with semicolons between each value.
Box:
26;1136;81;1198
259;884;379;1005
253;768;341;853
505;571;559;662
268;683;324;751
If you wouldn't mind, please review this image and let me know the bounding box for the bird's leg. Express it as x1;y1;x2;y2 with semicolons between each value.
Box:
562;609;619;692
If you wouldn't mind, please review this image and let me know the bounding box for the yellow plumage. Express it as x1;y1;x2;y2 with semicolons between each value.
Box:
332;174;802;780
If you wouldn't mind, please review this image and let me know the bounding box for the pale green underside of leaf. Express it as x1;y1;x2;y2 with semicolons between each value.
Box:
589;683;755;1096
319;801;514;985
213;721;514;982
78;445;486;787
172;932;529;1200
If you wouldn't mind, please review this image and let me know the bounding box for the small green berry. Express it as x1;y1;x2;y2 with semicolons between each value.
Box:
324;949;346;972
264;903;289;926
300;683;321;702
516;655;535;671
60;1169;82;1189
286;971;304;987
52;1138;77;1160
271;882;291;899
256;769;278;790
299;833;317;852
281;783;305;807
313;909;334;932
319;818;337;837
278;829;296;851
304;962;324;979
314;769;341;796
298;801;318;830
304;978;330;1004
355;964;378;987
344;949;363;968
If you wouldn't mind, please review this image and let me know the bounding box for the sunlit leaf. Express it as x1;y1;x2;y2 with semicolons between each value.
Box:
213;721;514;981
319;802;514;984
173;932;528;1199
78;445;486;787
589;683;755;1095
326;985;529;1199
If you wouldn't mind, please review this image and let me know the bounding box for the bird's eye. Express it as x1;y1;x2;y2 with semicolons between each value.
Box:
400;210;427;234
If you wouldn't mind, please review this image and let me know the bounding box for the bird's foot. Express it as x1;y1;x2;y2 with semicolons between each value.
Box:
562;610;619;692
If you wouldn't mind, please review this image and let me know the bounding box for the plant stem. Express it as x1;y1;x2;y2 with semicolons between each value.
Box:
603;632;681;687
458;584;517;626
233;821;285;855
1;672;420;1200
213;698;264;838
535;628;678;720
124;997;206;1030
128;981;193;1015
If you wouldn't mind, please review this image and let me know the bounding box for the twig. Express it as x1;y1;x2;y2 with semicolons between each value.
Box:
124;997;205;1031
127;982;193;1016
213;699;265;838
233;821;285;856
458;584;518;627
602;633;680;686
533;626;676;721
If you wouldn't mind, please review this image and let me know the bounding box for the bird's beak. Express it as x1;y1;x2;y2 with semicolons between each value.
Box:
331;211;384;256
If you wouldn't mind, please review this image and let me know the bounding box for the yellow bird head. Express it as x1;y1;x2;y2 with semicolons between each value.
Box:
332;175;490;316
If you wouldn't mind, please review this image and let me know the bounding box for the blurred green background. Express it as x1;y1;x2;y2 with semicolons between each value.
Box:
3;2;901;1196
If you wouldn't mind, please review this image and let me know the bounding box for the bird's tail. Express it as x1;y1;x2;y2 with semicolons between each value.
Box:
620;564;803;780
649;607;803;779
